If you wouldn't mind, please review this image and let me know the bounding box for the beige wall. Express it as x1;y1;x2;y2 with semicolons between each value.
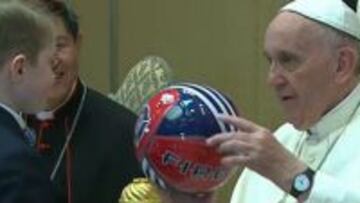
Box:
73;0;285;126
72;0;285;201
72;0;110;92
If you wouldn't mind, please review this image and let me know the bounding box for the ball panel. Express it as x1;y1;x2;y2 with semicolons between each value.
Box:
146;135;231;193
134;83;239;193
157;90;221;138
180;83;239;132
135;88;181;158
168;85;230;133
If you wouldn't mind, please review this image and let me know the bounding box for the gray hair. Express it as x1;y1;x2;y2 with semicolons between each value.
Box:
317;22;360;75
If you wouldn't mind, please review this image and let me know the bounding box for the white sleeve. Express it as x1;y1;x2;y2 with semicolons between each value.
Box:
306;172;360;203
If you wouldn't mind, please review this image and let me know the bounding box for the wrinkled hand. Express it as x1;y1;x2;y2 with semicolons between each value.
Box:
207;115;307;193
157;188;216;203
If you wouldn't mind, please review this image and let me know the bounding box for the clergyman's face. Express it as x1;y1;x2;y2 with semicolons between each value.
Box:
48;16;80;108
264;12;339;130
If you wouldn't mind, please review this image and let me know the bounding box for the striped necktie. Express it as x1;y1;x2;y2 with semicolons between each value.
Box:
23;127;36;147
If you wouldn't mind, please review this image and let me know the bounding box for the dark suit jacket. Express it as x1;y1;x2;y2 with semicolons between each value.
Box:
27;81;143;203
0;106;54;203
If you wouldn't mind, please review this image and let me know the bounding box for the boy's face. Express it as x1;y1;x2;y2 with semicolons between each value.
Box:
16;42;57;113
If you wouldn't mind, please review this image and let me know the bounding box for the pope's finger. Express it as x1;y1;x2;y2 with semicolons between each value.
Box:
206;132;234;147
216;139;252;156
221;154;250;167
217;115;258;132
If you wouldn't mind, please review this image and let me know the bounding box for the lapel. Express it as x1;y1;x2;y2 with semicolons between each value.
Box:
0;106;26;142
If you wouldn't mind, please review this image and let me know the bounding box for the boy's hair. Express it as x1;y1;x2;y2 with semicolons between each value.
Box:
0;0;54;67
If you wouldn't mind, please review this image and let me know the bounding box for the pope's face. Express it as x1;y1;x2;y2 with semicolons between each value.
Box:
264;12;340;130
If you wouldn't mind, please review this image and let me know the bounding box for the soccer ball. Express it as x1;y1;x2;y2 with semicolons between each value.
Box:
134;83;238;193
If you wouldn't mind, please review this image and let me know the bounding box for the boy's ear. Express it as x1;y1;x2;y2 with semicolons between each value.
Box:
9;54;27;82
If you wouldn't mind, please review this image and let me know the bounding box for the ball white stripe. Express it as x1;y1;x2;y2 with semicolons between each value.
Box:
204;86;237;131
142;158;167;189
182;83;236;131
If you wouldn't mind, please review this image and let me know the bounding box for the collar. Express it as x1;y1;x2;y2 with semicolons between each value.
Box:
35;79;85;121
0;102;26;130
308;83;360;138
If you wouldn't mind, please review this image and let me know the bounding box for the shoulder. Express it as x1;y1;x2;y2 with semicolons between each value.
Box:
348;109;360;128
79;88;137;137
0;129;54;202
0;126;28;156
84;88;136;120
0;126;40;171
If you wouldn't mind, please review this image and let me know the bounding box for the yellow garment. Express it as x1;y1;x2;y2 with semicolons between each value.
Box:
119;178;161;203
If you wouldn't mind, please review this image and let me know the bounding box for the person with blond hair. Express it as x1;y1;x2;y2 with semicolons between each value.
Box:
0;1;57;202
24;1;142;202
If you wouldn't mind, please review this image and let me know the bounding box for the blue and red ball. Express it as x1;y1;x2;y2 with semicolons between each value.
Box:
134;83;238;193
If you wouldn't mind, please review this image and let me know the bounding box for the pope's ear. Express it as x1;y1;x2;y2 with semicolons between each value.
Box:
9;54;27;82
335;45;358;83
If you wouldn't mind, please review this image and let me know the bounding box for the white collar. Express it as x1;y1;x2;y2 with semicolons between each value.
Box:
308;83;360;137
35;79;79;121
